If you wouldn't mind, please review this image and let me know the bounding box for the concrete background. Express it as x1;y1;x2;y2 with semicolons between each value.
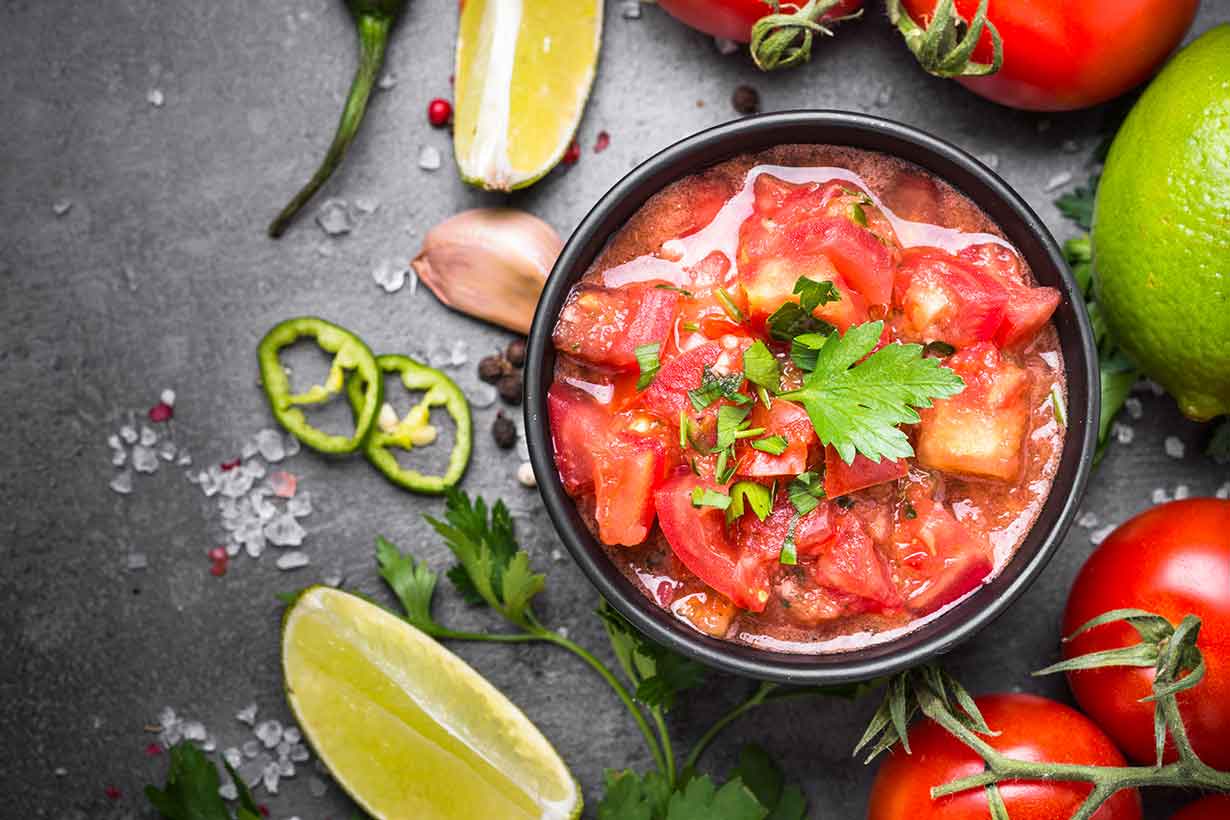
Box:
2;0;1228;817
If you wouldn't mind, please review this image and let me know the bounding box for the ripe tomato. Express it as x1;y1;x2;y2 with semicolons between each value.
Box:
823;447;908;498
735;399;816;477
1061;499;1230;770
553;284;679;369
547;383;612;493
657;0;863;44
1172;796;1230;820
867;693;1143;820
896;0;1198;111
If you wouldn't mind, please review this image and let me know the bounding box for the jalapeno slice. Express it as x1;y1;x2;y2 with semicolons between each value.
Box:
347;353;472;494
257;317;383;454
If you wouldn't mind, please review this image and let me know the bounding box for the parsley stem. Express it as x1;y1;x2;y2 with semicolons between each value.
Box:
529;619;669;777
419;625;545;644
683;682;778;772
650;707;676;787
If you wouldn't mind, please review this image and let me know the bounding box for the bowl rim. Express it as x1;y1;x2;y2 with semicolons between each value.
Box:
524;110;1100;684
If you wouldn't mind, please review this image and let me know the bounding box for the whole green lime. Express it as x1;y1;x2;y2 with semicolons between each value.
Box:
1093;24;1230;421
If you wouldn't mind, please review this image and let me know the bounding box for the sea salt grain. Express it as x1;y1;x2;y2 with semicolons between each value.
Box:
242;740;261;758
1216;482;1230;500
1076;512;1099;529
418;145;442;171
147;88;165;107
470;383;498;408
120;424;138;444
316;199;353;236
1090;525;1115;545
224;747;243;769
1111;422;1134;445
713;37;739;55
276;551;311;571
256;428;286;462
1164;436;1185;459
1045;171;1073;192
1124;397;1143;420
110;470;134;495
140;426;158;447
287;491;312;518
158;439;177;462
308;776;328;797
265;513;306;547
517;461;536;488
283;727;301;744
372;260;407;293
619;0;641;18
132;445;159;473
161;388;176;406
52;198;73;216
450;339;469;367
284;434;301;457
255;720;283;748
126;552;148;571
1152;487;1173;504
218;782;238;801
112;449;127;467
1174;484;1190;500
262;761;281;794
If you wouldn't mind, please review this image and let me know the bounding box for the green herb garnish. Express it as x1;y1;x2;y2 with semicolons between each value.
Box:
654;283;694;297
635;342;662;390
727;481;773;523
146;743;262;820
790;332;829;372
750;435;788;455
779;516;800;566
742;340;781;392
688;367;748;411
787;471;824;515
778;321;965;464
692;486;733;510
1055;173;1099;231
715;404;753;452
766;277;840;342
715;287;746;324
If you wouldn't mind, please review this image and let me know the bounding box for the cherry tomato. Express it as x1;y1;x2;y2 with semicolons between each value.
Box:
897;0;1199;111
867;693;1143;820
1171;796;1230;820
1062;499;1230;770
657;0;863;44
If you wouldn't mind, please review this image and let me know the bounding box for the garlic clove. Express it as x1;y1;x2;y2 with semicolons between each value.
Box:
412;208;563;334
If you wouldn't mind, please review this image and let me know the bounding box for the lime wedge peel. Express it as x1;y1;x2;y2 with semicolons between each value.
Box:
454;0;603;191
282;586;581;820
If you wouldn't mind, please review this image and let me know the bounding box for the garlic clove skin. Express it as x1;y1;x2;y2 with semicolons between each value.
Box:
412;208;562;334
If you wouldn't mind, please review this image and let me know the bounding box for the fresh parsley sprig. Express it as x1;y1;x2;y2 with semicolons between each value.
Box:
766;277;840;343
778;321;965;464
145;742;262;820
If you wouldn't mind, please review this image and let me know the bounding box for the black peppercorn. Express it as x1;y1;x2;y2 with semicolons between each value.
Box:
492;411;517;449
505;337;528;368
731;85;760;115
478;354;511;384
497;372;523;405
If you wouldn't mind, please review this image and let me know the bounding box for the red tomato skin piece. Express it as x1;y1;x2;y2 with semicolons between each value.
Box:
1062;499;1230;770
736;399;816;477
655;471;772;612
867;694;1143;820
823;447;908;498
897;0;1197;111
657;0;863;43
593;434;668;547
811;513;902;609
785;216;894;306
1171;796;1230;820
553;284;678;369
547;383;611;494
893;247;1009;348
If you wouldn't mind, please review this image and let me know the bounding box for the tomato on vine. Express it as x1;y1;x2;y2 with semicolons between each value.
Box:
1061;499;1230;770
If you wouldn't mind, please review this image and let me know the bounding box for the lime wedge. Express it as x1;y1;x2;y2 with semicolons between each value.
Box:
282;587;581;820
454;0;603;190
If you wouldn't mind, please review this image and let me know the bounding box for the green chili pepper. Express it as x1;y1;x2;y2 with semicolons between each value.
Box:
267;0;409;238
347;354;472;494
257;317;383;454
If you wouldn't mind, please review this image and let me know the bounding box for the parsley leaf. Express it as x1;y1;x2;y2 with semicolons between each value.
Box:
779;516;799;566
692;486;732;510
636;343;662;390
727;481;772;523
749;435;787;455
688;368;748;412
375;535;439;632
600;769;673;820
664;774;767;820
715;287;746;323
778;321;965;464
424;489;545;627
730;745;807;820
742;341;781;392
789;332;828;372
1055;173;1100;231
596;601;705;712
655;284;694;298
715;404;753;452
766;277;840;342
787;472;824;515
145;743;261;820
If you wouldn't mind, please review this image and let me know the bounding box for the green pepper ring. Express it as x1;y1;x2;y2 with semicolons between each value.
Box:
257;317;384;455
347;353;472;494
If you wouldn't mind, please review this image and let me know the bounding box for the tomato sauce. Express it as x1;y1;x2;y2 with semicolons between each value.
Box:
549;145;1066;653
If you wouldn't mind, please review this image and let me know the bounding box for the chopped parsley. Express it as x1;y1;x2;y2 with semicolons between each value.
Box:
715;404;753;452
779;516;799;566
848;202;868;227
790;332;829;372
715;287;746;324
750;434;788;455
778;321;965;464
654;283;694;297
688;367;748;411
1055;173;1099;231
766;277;840;342
691;486;732;510
787;471;824;515
727;481;772;523
742;340;781;392
635;342;662;390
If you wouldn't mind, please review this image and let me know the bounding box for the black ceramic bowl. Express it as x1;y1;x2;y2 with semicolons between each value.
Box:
525;111;1098;684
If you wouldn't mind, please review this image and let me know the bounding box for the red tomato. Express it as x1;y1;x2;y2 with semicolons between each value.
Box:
896;0;1198;111
812;512;901;609
956;244;1060;349
547;383;612;493
641;337;748;418
736;399;816;477
892;494;993;615
1172;796;1230;820
657;0;863;44
740;255;869;333
894;247;1009;348
867;693;1143;820
785;217;895;307
1062;500;1230;771
592;414;677;547
654;471;772;612
824;447;908;498
553;284;679;368
915;342;1030;482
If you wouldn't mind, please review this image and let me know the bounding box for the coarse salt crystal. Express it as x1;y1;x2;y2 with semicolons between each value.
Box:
110;470;134;495
1045;171;1072;192
1152;487;1172;504
1124;397;1143;419
255;428;286;462
418;145;442;171
160;388;176;406
276;551;311;571
1174;484;1190;500
1164;436;1185;459
1112;422;1134;444
120;424;138;444
139;426;158;447
1216;482;1230;500
1089;525;1115;545
1076;512;1098;529
516;461;536;488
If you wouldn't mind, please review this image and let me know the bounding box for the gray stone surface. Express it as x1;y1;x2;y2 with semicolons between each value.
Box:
2;1;1227;817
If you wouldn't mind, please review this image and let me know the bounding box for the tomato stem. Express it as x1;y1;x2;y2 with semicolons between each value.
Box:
885;0;1003;79
750;0;863;72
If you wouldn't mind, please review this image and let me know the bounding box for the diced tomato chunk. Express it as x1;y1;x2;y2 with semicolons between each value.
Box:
593;419;676;547
823;447;909;498
794;502;835;557
640;337;749;418
916;342;1030;482
810;513;901;609
956;243;1061;349
553;284;679;368
893;247;1009;348
734;492;795;561
740;255;869;332
547;383;612;493
893;495;993;615
673;591;738;638
655;472;772;612
784;217;895;306
736;399;816;477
